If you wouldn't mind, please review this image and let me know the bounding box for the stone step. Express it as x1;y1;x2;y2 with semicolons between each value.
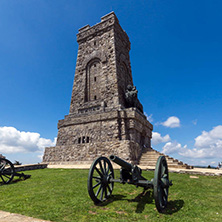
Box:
139;147;193;169
143;157;182;163
139;162;188;169
141;154;162;157
139;160;182;165
140;157;180;163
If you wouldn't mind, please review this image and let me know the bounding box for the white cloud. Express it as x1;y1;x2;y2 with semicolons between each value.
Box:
178;147;218;159
37;154;44;161
195;125;222;148
0;126;56;154
162;141;222;159
152;132;170;145
161;125;222;160
161;116;180;128
144;113;153;123
162;141;185;154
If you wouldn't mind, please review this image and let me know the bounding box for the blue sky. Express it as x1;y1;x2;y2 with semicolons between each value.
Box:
0;0;222;166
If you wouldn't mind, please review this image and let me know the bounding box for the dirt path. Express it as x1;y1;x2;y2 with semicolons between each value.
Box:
0;210;51;222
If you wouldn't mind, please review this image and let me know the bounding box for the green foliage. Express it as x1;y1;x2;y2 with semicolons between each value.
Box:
0;169;221;221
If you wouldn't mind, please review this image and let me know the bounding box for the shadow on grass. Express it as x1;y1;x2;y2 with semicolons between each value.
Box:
0;177;31;186
129;190;153;213
97;191;184;214
163;199;184;214
97;194;126;206
97;190;153;213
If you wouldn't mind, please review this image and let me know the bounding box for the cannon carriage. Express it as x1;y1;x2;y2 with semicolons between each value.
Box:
88;155;172;212
0;158;31;184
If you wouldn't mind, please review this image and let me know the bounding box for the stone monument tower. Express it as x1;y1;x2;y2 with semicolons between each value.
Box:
43;12;153;164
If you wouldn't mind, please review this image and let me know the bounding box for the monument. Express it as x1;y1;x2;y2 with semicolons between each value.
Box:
43;12;153;164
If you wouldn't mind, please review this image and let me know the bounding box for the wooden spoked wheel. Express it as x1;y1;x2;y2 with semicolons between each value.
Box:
0;158;15;184
153;156;170;212
87;156;114;204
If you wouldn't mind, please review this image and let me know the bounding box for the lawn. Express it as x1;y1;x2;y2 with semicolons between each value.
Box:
0;168;221;221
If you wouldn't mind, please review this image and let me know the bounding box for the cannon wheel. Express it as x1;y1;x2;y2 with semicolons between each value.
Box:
88;156;114;204
153;156;169;212
0;158;15;184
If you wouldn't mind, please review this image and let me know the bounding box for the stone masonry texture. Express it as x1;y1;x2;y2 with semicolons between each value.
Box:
43;12;153;164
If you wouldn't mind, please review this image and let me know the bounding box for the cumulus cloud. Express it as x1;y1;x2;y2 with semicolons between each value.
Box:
182;125;222;159
162;141;186;154
162;142;210;159
161;116;180;128
161;125;222;160
162;141;222;159
178;147;218;159
0;126;56;154
152;132;171;145
195;125;222;148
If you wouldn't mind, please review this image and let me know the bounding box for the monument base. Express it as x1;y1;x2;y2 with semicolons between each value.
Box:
43;108;153;165
43;140;143;165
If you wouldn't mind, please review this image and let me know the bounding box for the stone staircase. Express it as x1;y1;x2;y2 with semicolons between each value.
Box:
139;147;193;169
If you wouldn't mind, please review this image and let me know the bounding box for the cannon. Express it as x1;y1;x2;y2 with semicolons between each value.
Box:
0;158;31;184
87;155;172;212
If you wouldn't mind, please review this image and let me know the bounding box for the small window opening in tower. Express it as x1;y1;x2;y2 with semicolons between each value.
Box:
78;137;81;144
94;41;96;46
82;136;85;143
94;64;97;67
94;77;96;82
86;137;89;143
94;95;97;100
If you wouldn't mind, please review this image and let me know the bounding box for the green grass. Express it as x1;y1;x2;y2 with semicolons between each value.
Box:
0;169;222;221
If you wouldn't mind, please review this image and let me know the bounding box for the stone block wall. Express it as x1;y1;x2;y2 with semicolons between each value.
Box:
56;108;152;149
43;108;153;164
43;140;142;165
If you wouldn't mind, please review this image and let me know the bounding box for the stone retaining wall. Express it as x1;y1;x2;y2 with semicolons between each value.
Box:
14;164;47;172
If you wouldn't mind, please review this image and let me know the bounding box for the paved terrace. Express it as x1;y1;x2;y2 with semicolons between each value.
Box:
47;164;222;176
12;163;222;176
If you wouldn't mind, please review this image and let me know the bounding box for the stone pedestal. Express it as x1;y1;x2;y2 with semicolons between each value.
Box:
43;108;152;164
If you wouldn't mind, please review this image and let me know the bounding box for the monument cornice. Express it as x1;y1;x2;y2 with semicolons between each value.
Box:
76;12;129;46
77;12;116;43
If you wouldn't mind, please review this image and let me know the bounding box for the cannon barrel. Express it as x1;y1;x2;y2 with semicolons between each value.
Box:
109;155;132;171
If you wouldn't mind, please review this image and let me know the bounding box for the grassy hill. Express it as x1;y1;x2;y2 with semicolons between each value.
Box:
0;168;221;221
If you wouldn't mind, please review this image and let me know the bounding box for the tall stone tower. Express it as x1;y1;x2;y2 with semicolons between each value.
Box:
43;12;153;164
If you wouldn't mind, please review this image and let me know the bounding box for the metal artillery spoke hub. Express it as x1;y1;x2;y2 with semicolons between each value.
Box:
87;155;173;212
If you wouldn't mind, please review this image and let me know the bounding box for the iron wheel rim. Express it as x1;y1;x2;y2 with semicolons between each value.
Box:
153;156;169;212
87;156;114;204
0;158;15;184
